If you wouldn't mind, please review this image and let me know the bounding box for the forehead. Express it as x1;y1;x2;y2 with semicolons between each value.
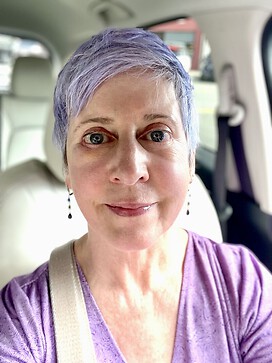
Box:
67;71;183;137
85;72;178;112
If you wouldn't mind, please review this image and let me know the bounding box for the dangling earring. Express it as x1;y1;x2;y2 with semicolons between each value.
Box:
67;187;73;219
186;188;191;216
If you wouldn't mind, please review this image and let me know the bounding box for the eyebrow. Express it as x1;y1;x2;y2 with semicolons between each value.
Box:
72;117;114;134
144;113;172;122
73;113;175;134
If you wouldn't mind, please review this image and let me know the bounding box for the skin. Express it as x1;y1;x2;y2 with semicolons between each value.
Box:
65;72;195;362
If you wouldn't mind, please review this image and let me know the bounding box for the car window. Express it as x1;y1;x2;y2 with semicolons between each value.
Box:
149;18;219;152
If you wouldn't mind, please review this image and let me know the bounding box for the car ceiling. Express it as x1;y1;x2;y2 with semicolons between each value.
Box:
1;0;272;58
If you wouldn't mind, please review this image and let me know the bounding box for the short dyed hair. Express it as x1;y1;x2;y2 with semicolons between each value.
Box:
53;27;198;164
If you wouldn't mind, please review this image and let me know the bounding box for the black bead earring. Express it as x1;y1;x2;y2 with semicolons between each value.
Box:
186;188;191;216
67;188;73;219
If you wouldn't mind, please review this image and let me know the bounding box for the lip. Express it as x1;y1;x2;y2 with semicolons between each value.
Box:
105;203;155;217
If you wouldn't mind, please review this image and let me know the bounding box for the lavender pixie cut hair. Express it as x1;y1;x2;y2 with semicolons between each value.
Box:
53;27;198;164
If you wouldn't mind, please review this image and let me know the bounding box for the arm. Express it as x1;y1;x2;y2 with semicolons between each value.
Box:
0;282;38;362
0;267;56;363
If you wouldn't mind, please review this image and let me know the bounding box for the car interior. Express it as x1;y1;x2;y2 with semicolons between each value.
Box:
0;0;271;288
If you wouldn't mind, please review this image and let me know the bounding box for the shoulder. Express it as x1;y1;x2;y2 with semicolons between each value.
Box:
0;263;55;362
188;230;272;286
187;230;272;300
187;231;272;361
1;262;50;310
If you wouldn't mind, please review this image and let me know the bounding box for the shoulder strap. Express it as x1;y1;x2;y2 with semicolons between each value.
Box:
49;241;97;362
213;114;233;240
213;65;253;240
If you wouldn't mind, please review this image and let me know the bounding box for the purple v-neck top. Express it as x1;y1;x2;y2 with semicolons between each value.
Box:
1;231;272;362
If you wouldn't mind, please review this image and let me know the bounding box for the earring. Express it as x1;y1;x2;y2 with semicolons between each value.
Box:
67;188;73;219
186;188;191;216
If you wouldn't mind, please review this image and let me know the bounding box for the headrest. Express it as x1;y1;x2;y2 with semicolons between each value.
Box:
44;109;65;183
11;56;53;98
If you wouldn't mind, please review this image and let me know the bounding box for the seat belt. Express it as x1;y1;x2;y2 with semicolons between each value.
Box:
213;64;253;240
213;114;233;240
49;241;97;363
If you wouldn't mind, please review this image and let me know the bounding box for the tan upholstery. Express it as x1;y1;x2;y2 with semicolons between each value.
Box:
0;57;87;288
0;56;54;170
0;133;87;288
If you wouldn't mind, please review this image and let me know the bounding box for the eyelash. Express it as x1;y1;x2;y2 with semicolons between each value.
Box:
83;132;113;145
82;127;172;146
144;129;171;143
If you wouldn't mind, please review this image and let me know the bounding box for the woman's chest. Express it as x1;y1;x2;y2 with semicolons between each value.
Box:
85;287;240;363
105;306;178;363
90;284;182;363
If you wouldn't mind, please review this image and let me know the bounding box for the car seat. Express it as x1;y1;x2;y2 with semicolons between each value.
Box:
0;110;88;288
0;56;54;170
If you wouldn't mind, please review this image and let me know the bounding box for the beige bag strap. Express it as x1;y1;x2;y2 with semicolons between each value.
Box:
49;241;97;362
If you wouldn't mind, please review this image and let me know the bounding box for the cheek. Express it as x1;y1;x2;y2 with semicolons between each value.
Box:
66;156;104;196
66;160;104;222
167;164;190;198
167;148;191;200
154;147;191;199
162;141;191;179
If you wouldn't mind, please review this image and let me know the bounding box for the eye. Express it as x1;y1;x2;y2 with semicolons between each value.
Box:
150;130;165;142
83;132;111;145
145;129;171;143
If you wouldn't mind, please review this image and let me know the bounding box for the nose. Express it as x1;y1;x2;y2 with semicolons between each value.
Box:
109;139;149;185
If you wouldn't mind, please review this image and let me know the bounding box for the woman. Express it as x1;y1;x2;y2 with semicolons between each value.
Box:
0;27;271;363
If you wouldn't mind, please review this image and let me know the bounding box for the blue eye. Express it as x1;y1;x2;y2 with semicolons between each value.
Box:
91;133;104;144
84;133;105;144
150;130;166;142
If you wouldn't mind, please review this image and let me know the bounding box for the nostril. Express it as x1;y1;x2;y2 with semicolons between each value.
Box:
110;165;149;185
109;143;149;185
113;176;121;182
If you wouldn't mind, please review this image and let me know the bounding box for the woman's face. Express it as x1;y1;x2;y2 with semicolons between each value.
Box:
66;72;194;251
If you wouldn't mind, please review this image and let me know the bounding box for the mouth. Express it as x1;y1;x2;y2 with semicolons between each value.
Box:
105;203;155;217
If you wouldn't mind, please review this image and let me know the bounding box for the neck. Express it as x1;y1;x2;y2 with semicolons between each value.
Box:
74;226;188;295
